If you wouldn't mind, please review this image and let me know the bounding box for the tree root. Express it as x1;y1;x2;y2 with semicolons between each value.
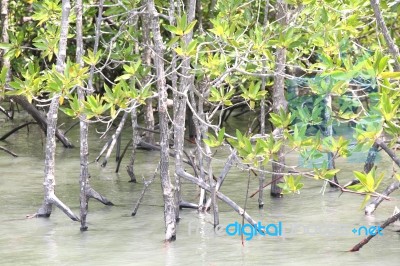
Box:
87;186;114;206
350;210;400;252
132;163;159;216
0;145;17;157
0;121;37;141
365;181;400;215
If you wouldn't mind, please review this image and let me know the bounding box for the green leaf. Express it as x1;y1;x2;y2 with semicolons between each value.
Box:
325;169;340;178
183;20;197;35
59;107;76;117
361;195;371;209
217;127;225;143
378;56;389;74
167;36;180;47
115;74;132;81
163;24;184;36
0;43;12;50
380;72;400;79
353;171;368;188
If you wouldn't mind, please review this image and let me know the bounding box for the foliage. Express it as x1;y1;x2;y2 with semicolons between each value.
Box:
1;0;400;207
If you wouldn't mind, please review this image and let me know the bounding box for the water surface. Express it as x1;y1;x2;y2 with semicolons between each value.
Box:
0;113;399;265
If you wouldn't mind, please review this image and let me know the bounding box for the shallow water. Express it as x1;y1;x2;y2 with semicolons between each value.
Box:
0;113;399;265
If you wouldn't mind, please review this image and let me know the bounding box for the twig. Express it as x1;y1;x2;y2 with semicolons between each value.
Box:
132;162;160;216
0;145;18;157
241;170;251;246
0;121;37;141
349;210;400;252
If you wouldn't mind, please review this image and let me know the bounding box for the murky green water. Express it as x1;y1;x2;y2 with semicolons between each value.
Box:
0;113;399;265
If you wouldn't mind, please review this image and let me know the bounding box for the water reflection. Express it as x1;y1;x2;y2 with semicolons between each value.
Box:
0;114;399;265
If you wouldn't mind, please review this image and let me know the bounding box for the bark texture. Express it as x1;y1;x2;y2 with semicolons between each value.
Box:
271;0;288;197
324;93;338;187
365;139;400;214
127;107;140;183
370;0;400;71
173;0;196;222
37;0;78;221
363;0;400;176
147;0;176;241
141;3;155;145
76;0;113;230
0;0;11;83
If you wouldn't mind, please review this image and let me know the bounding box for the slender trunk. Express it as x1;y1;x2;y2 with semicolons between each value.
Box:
189;83;206;209
205;144;218;226
363;0;400;173
209;0;216;14
125;14;140;178
263;0;270;26
127;106;140;183
0;0;11;83
76;0;112;230
147;0;176;241
370;0;400;71
195;0;203;32
170;0;180;220
100;112;128;167
258;0;270;207
132;163;159;216
364;142;379;173
176;167;260;228
271;0;288;197
205;149;237;210
140;5;155;145
173;0;196;222
324;93;339;187
88;0;105;93
37;0;78;221
75;0;88;230
364;138;400;214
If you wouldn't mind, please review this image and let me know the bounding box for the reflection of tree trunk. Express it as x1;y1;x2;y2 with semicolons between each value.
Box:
37;0;78;221
147;0;176;241
271;0;288;197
